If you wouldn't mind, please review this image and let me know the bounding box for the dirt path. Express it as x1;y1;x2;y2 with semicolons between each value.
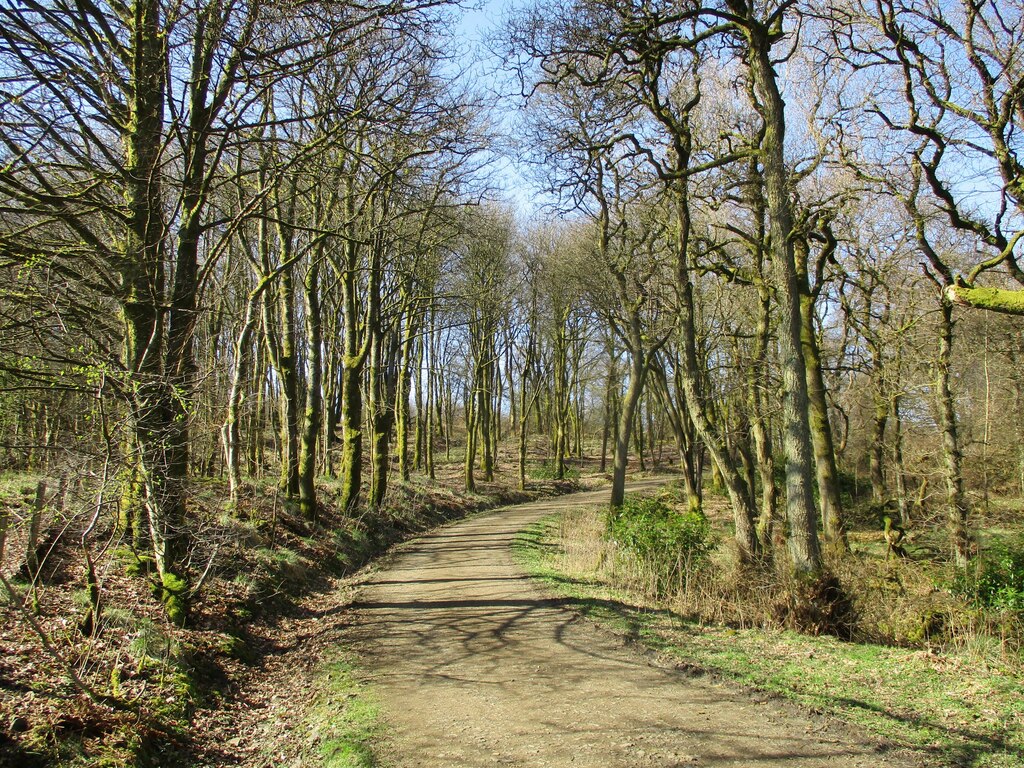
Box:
344;483;920;768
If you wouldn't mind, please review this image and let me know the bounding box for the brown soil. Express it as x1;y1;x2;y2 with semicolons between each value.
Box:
343;482;923;768
184;477;582;767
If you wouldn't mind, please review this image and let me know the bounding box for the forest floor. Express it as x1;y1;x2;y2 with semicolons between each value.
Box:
335;482;922;768
5;466;1016;767
0;460;583;768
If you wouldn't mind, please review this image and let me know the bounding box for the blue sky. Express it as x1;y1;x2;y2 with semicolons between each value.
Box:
453;0;517;52
448;0;546;217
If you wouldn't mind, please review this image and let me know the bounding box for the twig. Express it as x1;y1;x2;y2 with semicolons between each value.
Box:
188;542;222;598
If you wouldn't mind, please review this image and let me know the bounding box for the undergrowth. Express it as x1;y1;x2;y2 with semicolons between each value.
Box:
605;493;715;597
1;469;579;767
526;459;581;482
955;533;1024;613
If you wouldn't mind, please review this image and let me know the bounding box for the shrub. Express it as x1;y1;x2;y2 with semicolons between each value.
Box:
956;535;1024;613
605;495;715;596
527;460;579;482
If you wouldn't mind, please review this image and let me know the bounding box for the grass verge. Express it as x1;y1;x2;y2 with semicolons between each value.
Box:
512;514;1024;768
302;654;385;768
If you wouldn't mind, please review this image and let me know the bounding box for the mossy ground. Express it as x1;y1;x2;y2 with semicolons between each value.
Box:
302;655;385;768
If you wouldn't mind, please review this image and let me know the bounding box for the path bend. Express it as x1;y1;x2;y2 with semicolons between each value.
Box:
344;483;917;768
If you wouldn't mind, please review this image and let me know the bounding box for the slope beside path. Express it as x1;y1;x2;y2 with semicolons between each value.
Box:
343;482;919;767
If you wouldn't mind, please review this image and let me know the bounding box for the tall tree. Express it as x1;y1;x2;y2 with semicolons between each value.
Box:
457;207;515;493
0;0;465;618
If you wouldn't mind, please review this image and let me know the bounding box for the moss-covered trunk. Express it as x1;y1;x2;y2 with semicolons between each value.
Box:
396;311;417;484
869;385;888;506
674;201;760;562
936;300;971;567
738;13;821;573
795;245;847;553
224;294;260;506
121;0;191;623
298;261;322;521
369;314;400;511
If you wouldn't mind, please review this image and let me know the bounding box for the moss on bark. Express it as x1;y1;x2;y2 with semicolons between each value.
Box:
945;283;1024;316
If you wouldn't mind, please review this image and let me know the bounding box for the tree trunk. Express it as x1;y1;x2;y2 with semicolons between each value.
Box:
426;308;437;480
298;261;322;521
337;222;374;513
869;384;888;506
280;270;302;498
633;404;647;473
750;284;778;549
396;311;417;483
797;262;848;552
674;202;760;562
610;347;647;508
413;334;425;473
892;394;909;525
338;345;365;513
936;300;970;567
600;393;611;474
369;299;400;510
248;349;268;479
518;329;539;491
122;0;191;622
224;293;260;506
481;348;495;481
553;316;570;480
740;17;822;573
464;378;478;493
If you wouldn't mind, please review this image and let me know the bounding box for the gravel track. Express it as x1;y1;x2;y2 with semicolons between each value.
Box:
344;482;919;768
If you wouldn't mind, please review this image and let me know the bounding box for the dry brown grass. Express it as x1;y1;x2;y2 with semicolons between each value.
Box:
552;499;1022;667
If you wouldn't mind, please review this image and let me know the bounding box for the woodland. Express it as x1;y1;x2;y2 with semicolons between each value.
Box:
0;0;1023;765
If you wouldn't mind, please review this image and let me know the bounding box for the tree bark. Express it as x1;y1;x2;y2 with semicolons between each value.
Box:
298;261;322;521
464;377;478;493
368;316;399;510
677;276;760;560
552;309;571;480
737;13;822;573
610;344;647;508
224;291;260;506
337;198;375;513
945;283;1024;316
396;309;417;483
936;300;970;567
892;394;909;525
121;0;192;621
795;244;847;552
869;385;888;506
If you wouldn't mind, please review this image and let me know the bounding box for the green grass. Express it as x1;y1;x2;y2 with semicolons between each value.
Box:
513;515;1024;768
526;460;580;481
303;654;385;768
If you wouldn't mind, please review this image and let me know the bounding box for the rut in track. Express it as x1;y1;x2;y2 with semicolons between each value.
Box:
343;483;920;768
